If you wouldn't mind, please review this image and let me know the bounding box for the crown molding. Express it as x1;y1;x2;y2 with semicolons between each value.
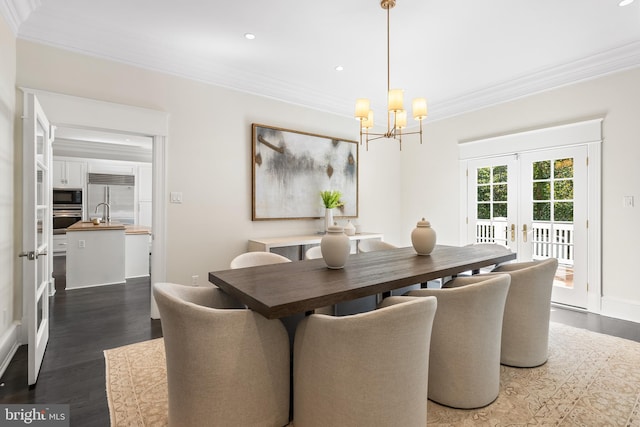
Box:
0;0;39;35
428;40;640;122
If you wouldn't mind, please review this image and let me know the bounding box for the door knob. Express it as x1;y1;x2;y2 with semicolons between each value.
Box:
522;224;528;242
510;224;515;242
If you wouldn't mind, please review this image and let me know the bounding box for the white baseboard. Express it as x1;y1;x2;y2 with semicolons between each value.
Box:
0;322;21;379
600;296;640;324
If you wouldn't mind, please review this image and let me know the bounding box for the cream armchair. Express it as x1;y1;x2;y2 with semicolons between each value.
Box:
406;274;511;409
153;282;290;427
293;296;438;426
492;257;558;367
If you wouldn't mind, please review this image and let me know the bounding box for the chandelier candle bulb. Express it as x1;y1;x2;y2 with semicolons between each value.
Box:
355;98;371;120
396;110;407;128
412;98;428;119
388;89;404;112
362;111;374;129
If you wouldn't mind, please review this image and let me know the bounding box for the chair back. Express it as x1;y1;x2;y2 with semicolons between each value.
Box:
493;257;558;367
407;274;511;409
154;282;290;427
304;246;323;260
358;239;397;253
294;295;437;426
230;251;291;268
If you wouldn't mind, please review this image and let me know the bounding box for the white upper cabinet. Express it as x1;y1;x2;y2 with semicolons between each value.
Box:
52;160;86;188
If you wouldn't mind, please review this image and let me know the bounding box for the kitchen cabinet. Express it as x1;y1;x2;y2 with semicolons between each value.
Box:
53;160;86;188
52;234;68;255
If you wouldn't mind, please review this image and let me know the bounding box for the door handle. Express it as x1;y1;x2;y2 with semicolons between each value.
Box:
18;250;47;260
522;224;528;242
510;224;515;242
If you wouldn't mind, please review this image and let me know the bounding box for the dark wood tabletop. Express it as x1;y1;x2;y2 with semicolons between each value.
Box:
208;244;516;319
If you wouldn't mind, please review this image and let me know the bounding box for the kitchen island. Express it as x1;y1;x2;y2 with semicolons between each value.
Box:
66;222;151;289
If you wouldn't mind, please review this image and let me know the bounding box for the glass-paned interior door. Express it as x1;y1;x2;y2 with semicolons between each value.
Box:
21;93;52;385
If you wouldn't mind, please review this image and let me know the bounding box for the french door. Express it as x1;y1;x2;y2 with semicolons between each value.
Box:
21;93;53;385
466;146;588;308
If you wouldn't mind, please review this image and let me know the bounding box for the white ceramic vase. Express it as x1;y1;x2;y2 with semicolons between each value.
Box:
324;208;334;232
344;220;356;236
411;218;437;255
321;224;350;269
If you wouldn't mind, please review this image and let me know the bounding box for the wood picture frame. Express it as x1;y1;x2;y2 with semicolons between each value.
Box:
252;123;358;221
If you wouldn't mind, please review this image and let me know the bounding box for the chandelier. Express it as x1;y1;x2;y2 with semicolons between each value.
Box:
355;0;427;151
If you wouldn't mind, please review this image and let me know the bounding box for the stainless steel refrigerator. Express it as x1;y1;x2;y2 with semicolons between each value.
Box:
87;173;135;224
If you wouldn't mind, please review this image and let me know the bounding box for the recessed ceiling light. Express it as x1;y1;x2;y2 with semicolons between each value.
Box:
335;65;344;71
619;0;634;6
244;33;256;40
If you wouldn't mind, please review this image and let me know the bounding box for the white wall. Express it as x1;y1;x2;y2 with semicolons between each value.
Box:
402;67;640;320
15;40;403;290
0;13;17;373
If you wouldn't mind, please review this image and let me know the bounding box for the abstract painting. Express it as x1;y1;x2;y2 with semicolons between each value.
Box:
252;124;358;220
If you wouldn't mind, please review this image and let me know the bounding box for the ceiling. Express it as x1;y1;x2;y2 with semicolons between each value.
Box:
3;0;640;124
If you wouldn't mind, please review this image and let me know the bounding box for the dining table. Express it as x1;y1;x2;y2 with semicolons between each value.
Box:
208;244;516;319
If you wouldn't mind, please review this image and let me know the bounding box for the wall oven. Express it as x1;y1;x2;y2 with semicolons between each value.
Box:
53;188;83;233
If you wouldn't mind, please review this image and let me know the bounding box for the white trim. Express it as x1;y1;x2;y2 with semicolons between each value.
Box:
0;321;20;379
458;118;603;160
150;135;167;319
601;296;640;324
19;88;169;319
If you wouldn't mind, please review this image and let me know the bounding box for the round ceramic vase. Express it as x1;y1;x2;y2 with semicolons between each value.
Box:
321;224;350;269
344;220;356;236
411;218;436;255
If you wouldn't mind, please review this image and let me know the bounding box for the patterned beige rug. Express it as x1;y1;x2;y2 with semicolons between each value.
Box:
104;322;640;426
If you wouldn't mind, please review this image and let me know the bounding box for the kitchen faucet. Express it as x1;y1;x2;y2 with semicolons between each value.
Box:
95;202;111;223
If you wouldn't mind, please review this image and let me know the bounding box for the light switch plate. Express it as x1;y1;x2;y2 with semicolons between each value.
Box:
170;192;183;204
623;196;634;208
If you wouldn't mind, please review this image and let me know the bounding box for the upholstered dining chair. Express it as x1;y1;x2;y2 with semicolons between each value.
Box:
153;282;290;427
406;274;511;409
357;239;397;253
230;251;291;269
293;295;437;427
304;245;322;260
491;257;559;367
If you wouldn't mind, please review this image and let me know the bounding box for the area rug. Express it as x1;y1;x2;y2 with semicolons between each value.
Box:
104;323;640;426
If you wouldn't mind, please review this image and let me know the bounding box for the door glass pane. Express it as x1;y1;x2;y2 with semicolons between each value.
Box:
477;167;490;184
554;202;573;221
37;168;44;206
554;180;573;199
37;208;44;248
533;160;551;179
533;182;550;200
477;186;490;201
554;158;573;178
494;202;507;217
36;120;45;164
477;203;490;219
494;184;507;201
533;202;551;221
493;165;507;183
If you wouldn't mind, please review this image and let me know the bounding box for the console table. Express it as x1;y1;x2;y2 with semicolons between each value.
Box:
248;232;384;260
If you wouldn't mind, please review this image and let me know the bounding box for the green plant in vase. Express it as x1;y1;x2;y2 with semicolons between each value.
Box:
320;190;344;231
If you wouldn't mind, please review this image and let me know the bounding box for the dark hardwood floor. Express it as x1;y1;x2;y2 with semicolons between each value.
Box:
0;278;638;426
0;279;162;427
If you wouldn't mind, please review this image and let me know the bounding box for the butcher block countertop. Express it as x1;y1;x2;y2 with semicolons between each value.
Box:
67;221;125;231
67;221;151;235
